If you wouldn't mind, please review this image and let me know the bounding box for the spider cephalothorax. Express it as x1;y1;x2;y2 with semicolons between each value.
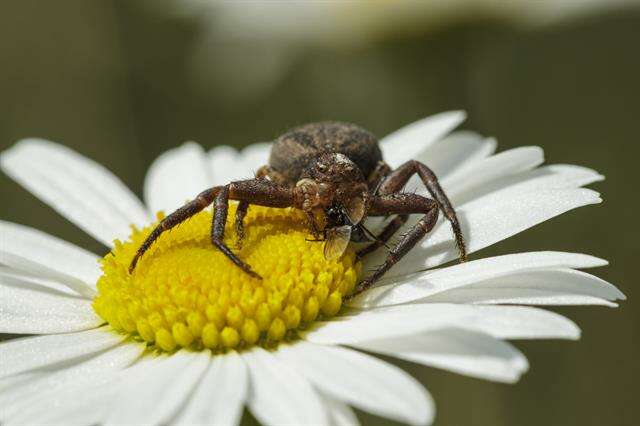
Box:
129;121;467;297
295;152;369;224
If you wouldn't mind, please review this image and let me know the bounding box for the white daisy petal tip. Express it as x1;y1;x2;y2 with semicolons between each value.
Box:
350;251;616;309
304;304;582;346
383;187;605;277
350;328;531;384
381;110;467;167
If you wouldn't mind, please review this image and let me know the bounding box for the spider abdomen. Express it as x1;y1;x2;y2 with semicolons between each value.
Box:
269;121;383;184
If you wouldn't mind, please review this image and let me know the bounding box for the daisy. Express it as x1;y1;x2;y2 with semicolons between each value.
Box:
0;111;624;426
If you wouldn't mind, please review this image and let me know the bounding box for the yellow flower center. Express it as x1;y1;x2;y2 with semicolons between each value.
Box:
93;205;361;352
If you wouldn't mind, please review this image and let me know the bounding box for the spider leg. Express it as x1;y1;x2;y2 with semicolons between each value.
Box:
366;160;392;192
234;166;282;248
211;186;261;279
130;178;295;276
378;160;467;262
256;164;287;184
234;200;249;248
347;193;439;298
356;214;408;259
355;160;402;257
129;187;218;273
211;179;295;278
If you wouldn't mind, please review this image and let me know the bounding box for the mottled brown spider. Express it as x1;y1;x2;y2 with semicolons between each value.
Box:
129;122;467;297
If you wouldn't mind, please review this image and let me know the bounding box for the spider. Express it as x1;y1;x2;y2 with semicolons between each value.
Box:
129;122;467;298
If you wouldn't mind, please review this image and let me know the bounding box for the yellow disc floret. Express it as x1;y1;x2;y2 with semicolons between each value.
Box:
93;204;361;352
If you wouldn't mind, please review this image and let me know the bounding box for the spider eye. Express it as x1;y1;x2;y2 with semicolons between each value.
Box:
318;163;327;172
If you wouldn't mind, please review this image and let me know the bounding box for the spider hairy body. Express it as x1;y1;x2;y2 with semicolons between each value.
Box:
268;122;382;184
129;122;467;297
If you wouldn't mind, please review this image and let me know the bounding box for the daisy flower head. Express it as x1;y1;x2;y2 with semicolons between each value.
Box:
0;111;625;425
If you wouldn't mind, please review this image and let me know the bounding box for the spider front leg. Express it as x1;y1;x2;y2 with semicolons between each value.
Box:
129;187;218;273
129;179;295;277
348;193;439;299
378;160;467;262
366;160;392;191
234;166;288;248
211;186;261;278
356;160;400;258
213;179;297;279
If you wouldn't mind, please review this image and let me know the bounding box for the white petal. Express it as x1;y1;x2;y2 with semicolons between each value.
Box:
208;142;271;184
238;142;272;176
442;146;544;202
448;161;603;207
352;328;529;383
278;342;434;426
402;132;497;194
243;347;327;426
426;268;624;307
418;132;497;179
379;188;602;277
380;111;467;167
6;354;153;426
0;221;99;297
351;251;608;308
0;373;35;394
105;350;210;426
320;392;360;426
174;351;247;426
0;327;124;379
1;139;150;246
0;342;144;421
441;136;498;179
7;383;110;426
144;142;212;215
0;273;102;334
0;266;83;297
304;304;580;344
209;145;243;184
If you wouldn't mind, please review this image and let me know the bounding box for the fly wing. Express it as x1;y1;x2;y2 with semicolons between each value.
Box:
344;196;366;225
324;225;352;261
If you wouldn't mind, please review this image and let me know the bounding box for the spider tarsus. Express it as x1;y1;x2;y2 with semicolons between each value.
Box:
235;228;245;250
128;252;143;274
245;268;262;280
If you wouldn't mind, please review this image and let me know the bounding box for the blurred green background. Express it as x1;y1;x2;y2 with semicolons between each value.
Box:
1;1;638;425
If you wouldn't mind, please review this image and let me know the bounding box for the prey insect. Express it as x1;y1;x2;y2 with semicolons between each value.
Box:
129;122;467;297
